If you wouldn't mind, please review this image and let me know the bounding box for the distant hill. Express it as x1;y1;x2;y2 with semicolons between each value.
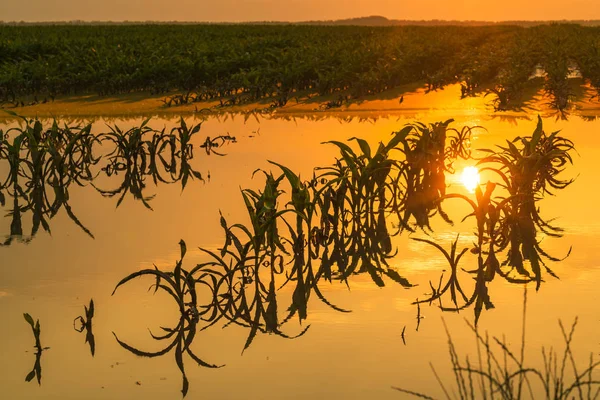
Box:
2;15;600;27
296;15;600;27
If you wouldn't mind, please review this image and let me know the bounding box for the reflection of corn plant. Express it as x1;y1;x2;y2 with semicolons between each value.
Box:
97;118;163;209
23;313;45;385
479;116;574;288
192;171;313;351
182;121;476;353
393;121;475;232
95;118;206;209
1;115;237;244
109;118;577;394
416;117;575;323
315;130;414;285
73;299;95;357
111;240;223;397
189;119;474;341
199;134;236;156
0;113;99;245
113;312;224;397
415;184;504;324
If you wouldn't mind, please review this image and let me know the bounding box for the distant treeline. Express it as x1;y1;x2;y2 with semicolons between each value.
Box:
3;16;600;27
0;24;599;111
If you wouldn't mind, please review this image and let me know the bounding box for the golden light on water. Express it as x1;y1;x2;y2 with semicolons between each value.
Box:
461;166;480;193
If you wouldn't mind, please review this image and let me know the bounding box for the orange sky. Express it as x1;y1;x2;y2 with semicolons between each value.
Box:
1;0;599;22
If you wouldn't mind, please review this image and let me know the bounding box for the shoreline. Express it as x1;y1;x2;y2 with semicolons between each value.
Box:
2;83;599;122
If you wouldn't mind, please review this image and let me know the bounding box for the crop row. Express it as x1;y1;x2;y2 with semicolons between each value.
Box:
0;24;599;110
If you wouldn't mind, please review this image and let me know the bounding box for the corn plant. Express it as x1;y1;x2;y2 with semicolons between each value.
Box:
0;113;99;244
23;313;46;385
415;117;575;323
73;299;95;357
478;116;575;289
95;118;207;209
2;24;591;111
1;115;238;244
111;240;223;397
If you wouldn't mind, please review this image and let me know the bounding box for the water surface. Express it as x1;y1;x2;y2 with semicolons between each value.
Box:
1;108;599;399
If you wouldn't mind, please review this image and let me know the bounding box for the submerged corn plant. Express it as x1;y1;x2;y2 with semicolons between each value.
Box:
23;313;46;385
391;120;475;232
111;240;223;397
313;130;416;286
199;134;237;156
0;112;99;245
184;119;475;350
415;116;575;323
94;118;206;209
0;115;233;243
478;116;574;289
191;171;315;351
73;299;95;357
110;117;576;397
187;119;496;343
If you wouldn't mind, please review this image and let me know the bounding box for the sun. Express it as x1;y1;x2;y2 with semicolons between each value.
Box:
461;166;481;193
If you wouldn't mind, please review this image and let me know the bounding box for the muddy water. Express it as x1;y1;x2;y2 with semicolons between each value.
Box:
0;110;599;399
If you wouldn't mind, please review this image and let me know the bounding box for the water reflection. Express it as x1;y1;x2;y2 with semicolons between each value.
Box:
23;313;46;385
111;241;224;396
73;299;96;357
0;116;234;244
460;166;480;193
112;313;224;397
106;116;574;396
417;117;574;322
0;119;98;244
94;118;208;209
5;115;576;397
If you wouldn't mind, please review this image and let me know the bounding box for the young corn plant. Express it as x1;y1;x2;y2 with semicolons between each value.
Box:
415;117;575;323
111;240;223;397
392;121;475;232
23;313;46;385
73;299;96;357
478;116;575;289
0;113;99;244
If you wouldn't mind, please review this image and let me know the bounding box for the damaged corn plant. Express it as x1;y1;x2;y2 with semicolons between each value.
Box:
111;240;224;397
23;313;47;385
94;117;206;210
108;119;477;396
415;116;575;324
0;112;99;245
0;114;231;244
111;117;575;397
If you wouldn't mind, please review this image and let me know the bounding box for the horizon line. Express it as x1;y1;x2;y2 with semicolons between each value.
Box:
2;15;600;24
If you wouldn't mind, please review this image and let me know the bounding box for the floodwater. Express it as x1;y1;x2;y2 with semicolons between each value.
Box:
1;98;600;399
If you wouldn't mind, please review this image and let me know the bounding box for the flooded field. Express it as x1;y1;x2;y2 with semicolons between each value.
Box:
1;103;599;399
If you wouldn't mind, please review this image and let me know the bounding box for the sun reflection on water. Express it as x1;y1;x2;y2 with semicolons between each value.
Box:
461;166;481;193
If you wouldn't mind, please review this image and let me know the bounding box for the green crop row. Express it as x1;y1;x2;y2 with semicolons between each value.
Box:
0;24;599;110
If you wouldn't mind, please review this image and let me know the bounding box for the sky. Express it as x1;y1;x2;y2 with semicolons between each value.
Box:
2;0;600;22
